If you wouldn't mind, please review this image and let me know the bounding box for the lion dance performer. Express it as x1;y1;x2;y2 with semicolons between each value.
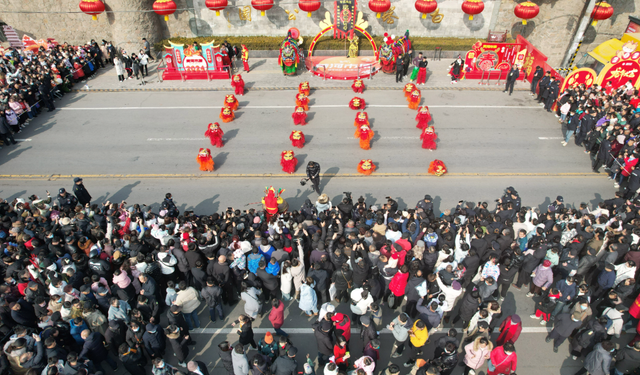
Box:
404;83;416;98
223;94;239;111
281;150;298;174
352;78;365;94
292;106;307;125
241;45;250;72
262;186;285;222
357;159;376;175
197;148;214;172
290;130;305;148
204;122;224;148
355;124;374;150
299;81;310;96
296;93;309;111
354;111;369;127
428;159;447;176
420;126;437;150
219;107;234;123
278;32;300;76
231;74;245;96
415;106;432;129
349;97;366;110
408;89;421;110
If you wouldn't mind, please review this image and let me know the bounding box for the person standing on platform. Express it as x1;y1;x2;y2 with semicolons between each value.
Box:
504;66;520;95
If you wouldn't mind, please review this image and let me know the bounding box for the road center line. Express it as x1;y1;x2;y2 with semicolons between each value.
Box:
539;137;565;140
61;105;541;111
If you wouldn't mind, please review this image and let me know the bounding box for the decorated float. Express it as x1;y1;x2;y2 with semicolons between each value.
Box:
161;40;230;80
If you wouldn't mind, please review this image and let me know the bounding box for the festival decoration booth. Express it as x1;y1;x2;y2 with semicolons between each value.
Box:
305;0;381;80
162;40;230;80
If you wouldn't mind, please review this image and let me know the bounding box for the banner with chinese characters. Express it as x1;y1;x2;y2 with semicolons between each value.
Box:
596;51;640;89
462;41;524;80
334;0;357;39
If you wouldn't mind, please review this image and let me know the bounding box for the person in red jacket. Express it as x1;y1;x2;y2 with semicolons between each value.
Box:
496;314;522;346
332;313;351;342
268;299;287;337
333;335;350;371
487;343;517;375
387;264;410;310
616;153;638;188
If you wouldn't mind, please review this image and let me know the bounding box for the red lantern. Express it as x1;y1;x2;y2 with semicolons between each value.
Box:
153;0;177;21
79;0;105;21
299;0;321;17
252;0;274;16
206;0;228;16
461;0;484;21
415;0;437;19
369;0;391;18
514;1;539;25
591;1;614;26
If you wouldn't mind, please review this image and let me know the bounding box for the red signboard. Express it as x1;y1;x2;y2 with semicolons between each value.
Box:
600;60;640;88
626;21;640;33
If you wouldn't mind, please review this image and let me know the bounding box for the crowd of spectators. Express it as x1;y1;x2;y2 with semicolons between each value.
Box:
0;183;639;375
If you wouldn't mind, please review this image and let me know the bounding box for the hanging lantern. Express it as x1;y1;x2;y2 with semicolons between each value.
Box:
299;0;321;17
369;0;391;18
461;0;484;21
591;1;614;26
252;0;274;16
514;1;539;25
79;0;105;21
153;0;177;21
415;0;437;19
205;0;228;16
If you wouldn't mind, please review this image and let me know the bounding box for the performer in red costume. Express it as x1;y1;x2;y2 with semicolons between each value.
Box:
223;94;239;111
354;111;369;127
241;45;250;72
290;130;305;148
219;107;235;123
231;74;245;96
428;159;447;176
349;97;366;110
280;150;298;174
299;81;310;96
420;126;437;150
296;93;309;111
357;159;376;175
352;78;365;94
354;124;374;150
404;83;416;98
292;106;307;125
262;187;279;222
204;122;224;148
408;89;421;110
196;148;214;172
415;106;432;129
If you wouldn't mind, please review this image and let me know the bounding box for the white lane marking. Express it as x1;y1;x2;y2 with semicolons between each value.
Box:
15;139;32;142
61;105;541;111
189;327;636;335
539;137;565;140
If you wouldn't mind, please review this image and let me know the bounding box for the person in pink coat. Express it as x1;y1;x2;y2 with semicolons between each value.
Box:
463;337;493;375
387;264;410;310
487;343;517;375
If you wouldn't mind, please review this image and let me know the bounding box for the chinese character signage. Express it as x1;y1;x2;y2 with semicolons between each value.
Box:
334;0;357;39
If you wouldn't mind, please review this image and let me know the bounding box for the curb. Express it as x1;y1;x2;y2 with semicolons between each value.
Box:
71;87;530;93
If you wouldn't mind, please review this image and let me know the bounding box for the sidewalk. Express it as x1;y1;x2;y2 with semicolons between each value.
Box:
76;57;529;92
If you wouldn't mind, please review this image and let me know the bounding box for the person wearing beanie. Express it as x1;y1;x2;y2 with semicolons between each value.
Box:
142;322;166;359
527;260;554;297
258;331;277;361
496;315;522;346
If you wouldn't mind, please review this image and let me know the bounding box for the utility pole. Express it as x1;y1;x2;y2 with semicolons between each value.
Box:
561;0;598;68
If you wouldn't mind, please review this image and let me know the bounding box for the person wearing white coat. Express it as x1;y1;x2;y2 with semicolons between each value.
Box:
280;260;293;301
114;57;125;82
614;261;636;287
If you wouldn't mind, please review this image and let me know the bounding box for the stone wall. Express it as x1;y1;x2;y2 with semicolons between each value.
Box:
579;0;638;62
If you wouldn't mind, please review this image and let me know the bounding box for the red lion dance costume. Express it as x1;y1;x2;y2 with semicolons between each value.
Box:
292;106;307;125
223;94;239;111
415;106;432;129
204;122;224;148
408;90;421;110
299;81;310;96
219;107;234;123
290;130;305;148
197;148;214;172
420;126;437;150
231;74;245;96
296;93;309;111
357;159;376;175
352;79;365;94
241;45;250;72
355;125;374;150
261;186;283;222
354;112;369;127
280;150;298;174
349;97;366;110
428;160;447;176
404;83;416;98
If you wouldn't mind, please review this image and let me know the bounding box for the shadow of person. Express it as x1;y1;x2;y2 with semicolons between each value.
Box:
192;194;221;215
320;166;340;192
214;152;229;169
223;129;239;143
107;181;142;203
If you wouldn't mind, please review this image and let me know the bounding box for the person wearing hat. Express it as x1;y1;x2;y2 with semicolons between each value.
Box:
270;344;297;375
315;194;332;214
165;324;189;367
545;310;584;353
57;188;78;210
142;322;166;359
257;331;277;361
72;177;92;207
527;260;554;297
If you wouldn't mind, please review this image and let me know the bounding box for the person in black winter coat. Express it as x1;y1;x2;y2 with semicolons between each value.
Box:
142;323;165;359
429;342;458;375
350;248;371;287
0;116;16;147
118;343;147;375
497;258;519;299
72;178;92;207
503;66;520;95
218;341;234;375
313;320;334;366
453;290;481;329
405;271;426;319
270;346;298;375
530;66;543;95
360;315;377;351
331;263;353;303
104;320;127;357
19;334;45;373
165;325;189;366
10;300;38;328
569;317;607;359
79;330;118;371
